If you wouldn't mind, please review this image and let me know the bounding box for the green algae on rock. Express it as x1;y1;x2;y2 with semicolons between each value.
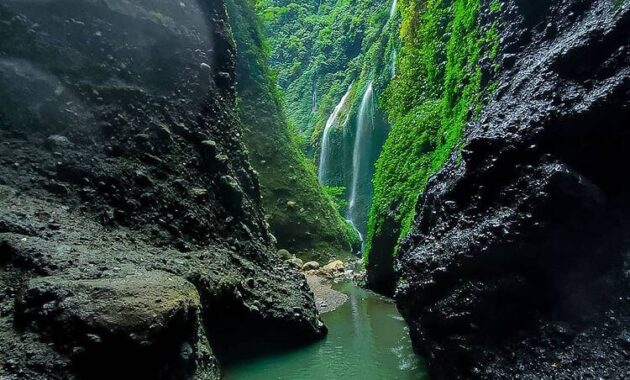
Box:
226;0;358;262
17;272;217;379
366;0;502;293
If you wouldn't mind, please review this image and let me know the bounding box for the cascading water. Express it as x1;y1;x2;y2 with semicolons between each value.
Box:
347;81;374;235
318;86;352;184
389;0;398;20
391;49;397;77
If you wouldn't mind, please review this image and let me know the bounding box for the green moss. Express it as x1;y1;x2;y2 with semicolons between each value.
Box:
323;186;349;215
365;0;501;263
227;0;356;261
489;0;501;14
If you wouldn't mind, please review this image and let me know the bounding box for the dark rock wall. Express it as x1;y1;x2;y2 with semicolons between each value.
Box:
0;0;324;379
0;0;265;249
396;1;630;379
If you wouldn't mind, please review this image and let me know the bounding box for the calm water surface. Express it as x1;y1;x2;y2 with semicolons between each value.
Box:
223;282;429;380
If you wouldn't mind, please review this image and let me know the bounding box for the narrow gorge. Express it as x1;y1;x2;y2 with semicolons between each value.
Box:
1;0;629;379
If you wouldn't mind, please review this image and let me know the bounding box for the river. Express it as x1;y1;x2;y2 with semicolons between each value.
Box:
223;282;429;379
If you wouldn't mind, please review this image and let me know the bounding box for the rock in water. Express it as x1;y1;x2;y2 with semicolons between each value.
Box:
396;1;630;379
0;0;324;379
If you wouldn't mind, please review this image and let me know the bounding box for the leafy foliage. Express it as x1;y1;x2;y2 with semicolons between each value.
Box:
255;0;501;268
365;0;501;261
257;0;399;241
323;186;349;214
255;0;395;144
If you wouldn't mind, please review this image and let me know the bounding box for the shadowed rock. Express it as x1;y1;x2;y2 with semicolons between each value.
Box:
17;272;217;379
396;1;630;379
0;0;325;378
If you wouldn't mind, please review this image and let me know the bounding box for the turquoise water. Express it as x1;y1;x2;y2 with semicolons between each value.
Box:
222;282;428;380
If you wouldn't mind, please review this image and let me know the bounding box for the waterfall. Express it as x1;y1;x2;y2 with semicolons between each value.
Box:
346;218;363;246
311;84;318;113
347;81;374;230
389;0;398;20
391;49;397;77
318;86;352;184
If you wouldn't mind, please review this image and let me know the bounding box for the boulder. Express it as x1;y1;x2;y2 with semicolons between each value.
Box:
286;258;303;269
302;261;320;271
277;249;292;260
320;260;344;277
45;135;72;150
16;271;217;379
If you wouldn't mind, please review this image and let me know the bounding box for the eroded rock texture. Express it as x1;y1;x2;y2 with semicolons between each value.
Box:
0;0;324;379
397;1;630;379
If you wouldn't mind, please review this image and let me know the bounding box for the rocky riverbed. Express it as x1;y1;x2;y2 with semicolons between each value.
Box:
277;252;369;314
306;275;348;314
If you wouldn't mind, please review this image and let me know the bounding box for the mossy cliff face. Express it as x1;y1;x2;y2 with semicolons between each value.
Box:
396;0;630;378
257;0;398;239
0;0;324;378
226;0;356;262
366;0;501;294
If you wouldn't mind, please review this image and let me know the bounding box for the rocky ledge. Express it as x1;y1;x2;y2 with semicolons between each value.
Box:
396;1;630;379
0;190;324;379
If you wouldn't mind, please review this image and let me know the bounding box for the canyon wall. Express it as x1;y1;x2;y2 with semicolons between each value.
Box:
396;1;630;378
0;0;324;378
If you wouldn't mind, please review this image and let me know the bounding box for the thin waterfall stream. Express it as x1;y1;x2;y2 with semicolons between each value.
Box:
389;0;398;20
312;83;318;113
347;81;374;235
392;49;397;77
318;86;352;184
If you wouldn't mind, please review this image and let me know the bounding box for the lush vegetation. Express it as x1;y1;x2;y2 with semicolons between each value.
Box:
254;0;501;270
256;0;398;240
226;0;359;261
255;0;396;145
323;186;349;215
365;0;501;261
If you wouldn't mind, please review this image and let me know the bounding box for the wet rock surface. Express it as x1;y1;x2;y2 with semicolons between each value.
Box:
16;271;215;379
396;1;630;379
0;0;324;379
